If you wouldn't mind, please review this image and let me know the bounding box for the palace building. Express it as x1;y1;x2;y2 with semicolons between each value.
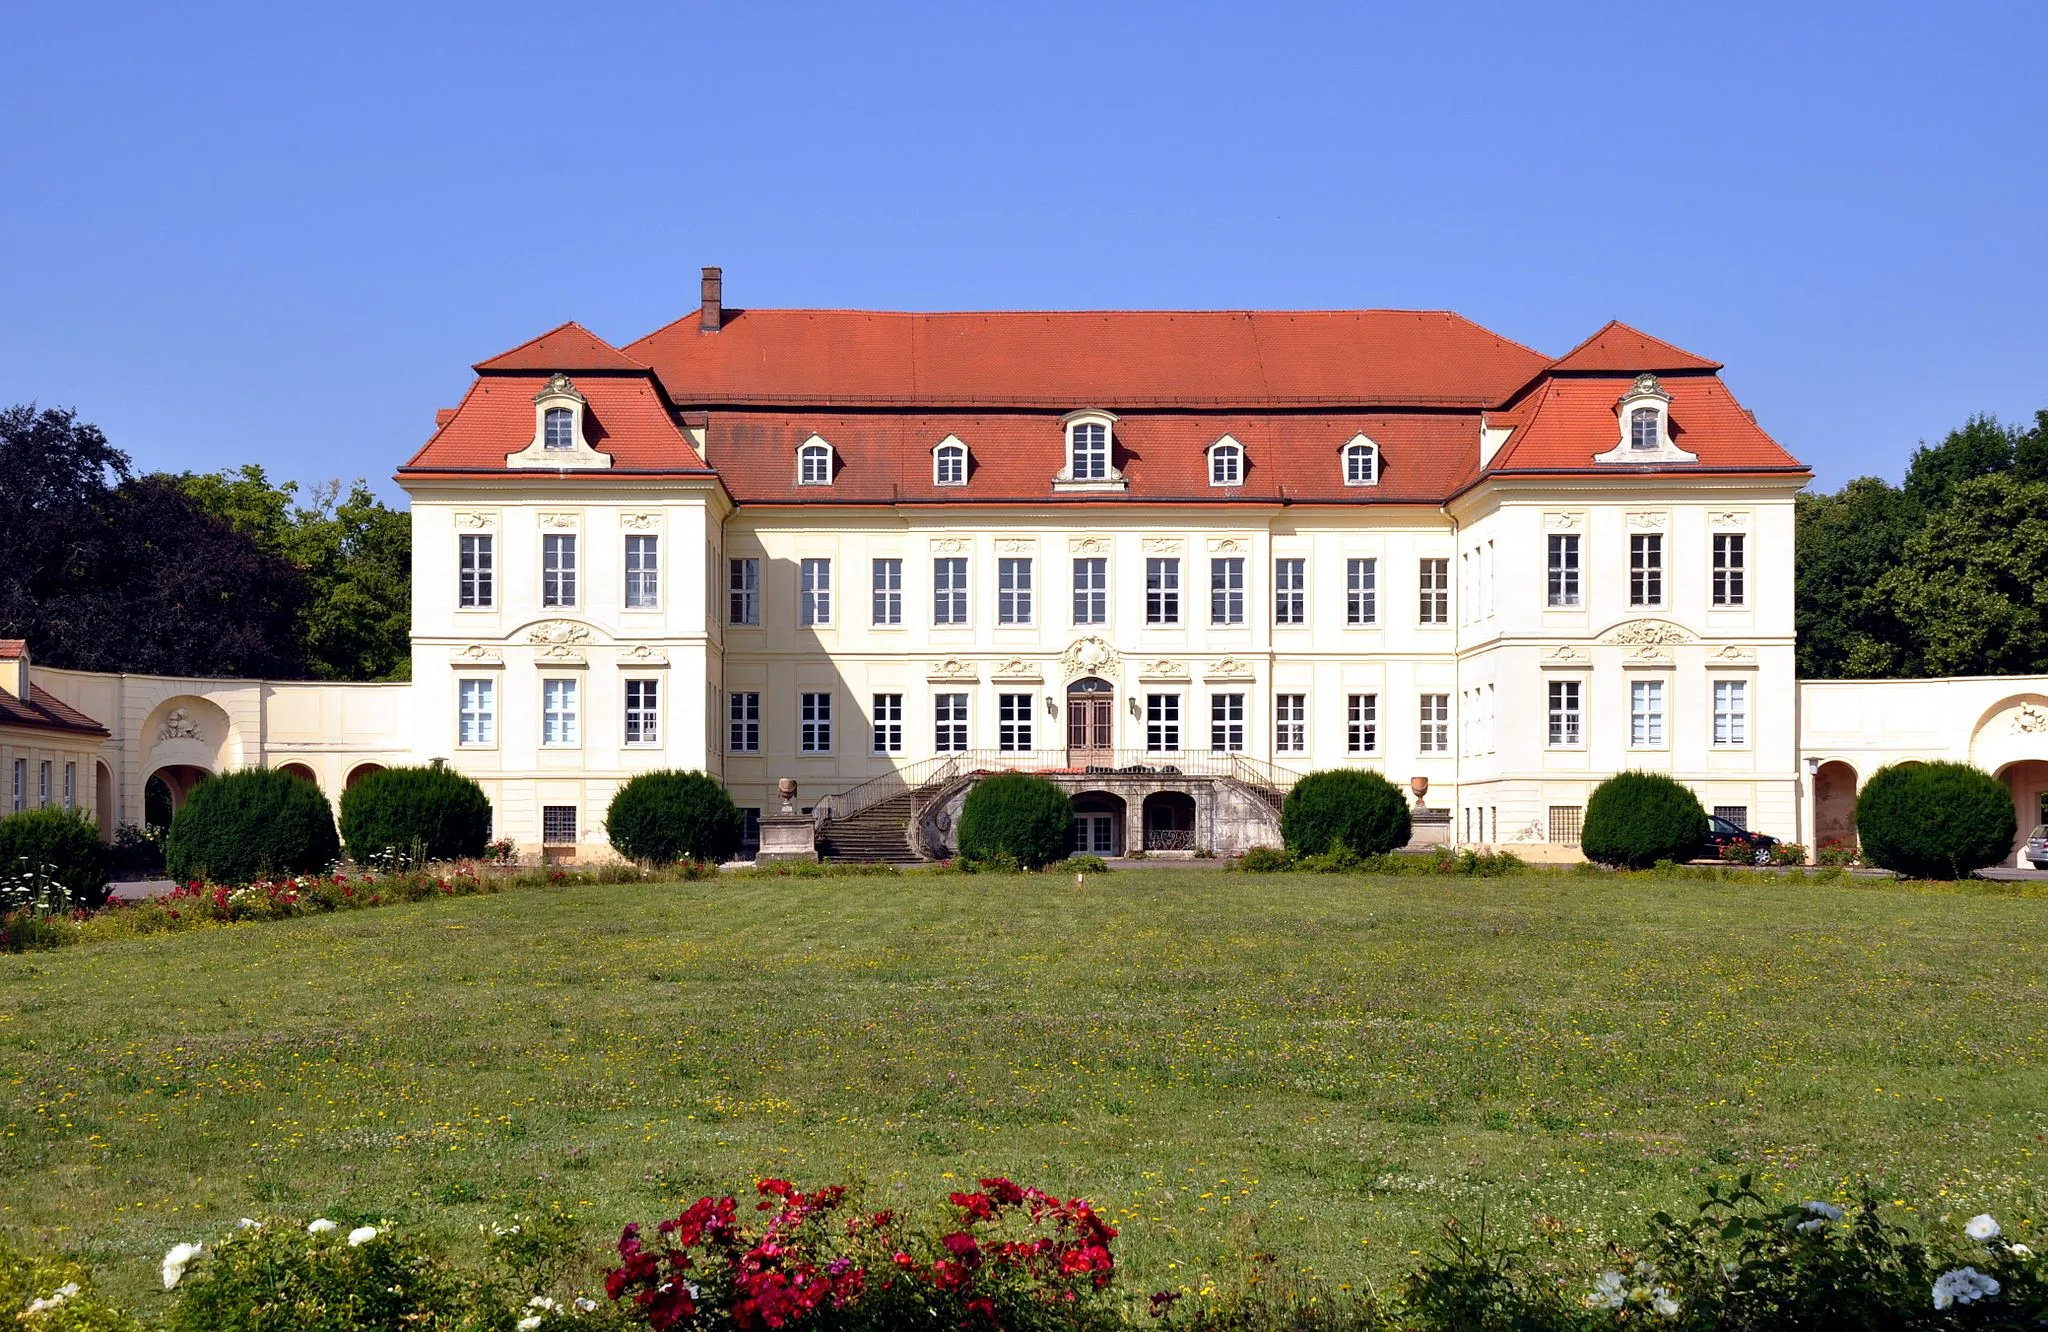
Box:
33;271;2045;865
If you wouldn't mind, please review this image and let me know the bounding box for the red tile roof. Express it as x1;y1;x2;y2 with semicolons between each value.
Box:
1547;320;1721;374
1483;375;1802;474
474;321;650;374
0;640;23;659
0;684;109;738
400;375;714;476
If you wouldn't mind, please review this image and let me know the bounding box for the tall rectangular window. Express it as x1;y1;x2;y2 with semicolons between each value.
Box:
872;693;903;754
458;533;494;608
998;693;1034;752
1145;694;1181;752
1547;679;1581;747
1713;533;1746;606
728;558;760;625
1275;694;1306;753
800;692;832;752
1072;557;1107;624
9;758;22;813
37;761;49;808
1713;679;1749;746
624;678;660;745
934;558;968;625
1418;558;1449;625
1547;534;1580;608
998;558;1034;625
1070;422;1108;480
1630;680;1666;747
1145;558;1180;625
541;677;580;746
728;691;760;753
541;805;577;845
1418;693;1449;753
1630;534;1663;607
62;762;75;812
1346;694;1377;754
1210;693;1245;752
800;558;832;626
1346;558;1377;625
1274;559;1305;625
542;534;577;607
1210;557;1245;625
458;678;496;746
625;535;660;608
872;558;902;626
934;694;968;752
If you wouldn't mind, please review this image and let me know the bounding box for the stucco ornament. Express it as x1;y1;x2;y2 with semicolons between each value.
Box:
1544;512;1583;530
2013;703;2048;735
527;621;593;646
1206;656;1255;679
1069;536;1109;556
618;643;669;666
157;708;201;742
1142;537;1184;555
931;538;969;555
534;372;584;405
1545;645;1584;663
1208;536;1247;554
928;657;977;681
1138;658;1188;679
1625;512;1668;530
453;512;495;529
452;645;503;666
991;657;1040;680
1603;620;1693;648
1060;636;1119;679
620;513;661;530
995;538;1034;555
1710;644;1756;662
537;513;579;529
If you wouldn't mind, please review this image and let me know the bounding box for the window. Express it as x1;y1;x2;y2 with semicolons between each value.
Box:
542;534;577;607
1630;534;1663;606
1418;694;1449;753
1344;439;1379;486
1145;694;1181;752
1145;558;1180;625
1209;439;1243;486
872;694;903;754
624;679;660;745
728;691;761;752
1346;694;1377;754
1547;679;1581;747
934;693;968;752
1210;557;1245;625
1346;558;1377;625
9;758;21;813
37;761;49;808
1713;533;1746;606
1070;422;1108;480
934;442;967;486
1547;534;1580;608
541;678;580;746
459;534;493;608
1714;805;1750;831
1210;693;1245;752
999;693;1034;752
1713;679;1749;746
998;558;1033;625
1275;694;1306;753
800;558;832;627
1072;557;1107;624
541;805;577;844
1630;680;1665;747
1548;806;1583;846
800;692;833;752
933;558;968;625
458;678;496;746
62;762;75;812
728;558;760;625
798;441;832;485
1418;558;1448;625
872;558;902;626
625;535;659;608
1630;407;1659;450
544;407;574;450
1274;559;1305;625
738;808;762;857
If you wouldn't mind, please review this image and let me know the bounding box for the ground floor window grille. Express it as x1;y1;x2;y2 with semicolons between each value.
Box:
541;805;578;845
1714;805;1750;831
1548;805;1583;846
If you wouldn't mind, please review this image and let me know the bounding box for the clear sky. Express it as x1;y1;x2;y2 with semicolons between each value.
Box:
3;1;2043;505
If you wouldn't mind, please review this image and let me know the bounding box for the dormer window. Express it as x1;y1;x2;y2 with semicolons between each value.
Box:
798;437;834;486
507;372;612;471
1594;374;1698;465
933;438;968;487
1208;438;1244;487
1070;422;1108;480
1343;437;1380;486
1054;410;1126;492
1630;407;1659;450
544;407;574;450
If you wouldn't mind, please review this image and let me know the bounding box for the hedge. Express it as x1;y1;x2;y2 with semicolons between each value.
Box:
1279;769;1412;857
1580;770;1709;869
164;768;340;885
1855;760;2016;879
957;772;1073;868
604;770;742;866
0;808;112;910
339;765;493;867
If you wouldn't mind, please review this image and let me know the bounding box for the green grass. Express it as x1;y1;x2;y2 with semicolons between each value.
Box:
2;869;2045;1308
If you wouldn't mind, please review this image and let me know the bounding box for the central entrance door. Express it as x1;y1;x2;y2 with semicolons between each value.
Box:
1067;677;1115;767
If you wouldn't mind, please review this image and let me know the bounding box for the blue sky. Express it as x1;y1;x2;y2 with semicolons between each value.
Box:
3;2;2043;504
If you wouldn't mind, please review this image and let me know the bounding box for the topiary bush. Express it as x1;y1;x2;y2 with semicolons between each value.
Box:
0;808;112;909
1279;769;1412;858
957;772;1073;869
1580;770;1709;869
604;770;742;866
164;768;339;885
1855;760;2016;879
338;765;493;868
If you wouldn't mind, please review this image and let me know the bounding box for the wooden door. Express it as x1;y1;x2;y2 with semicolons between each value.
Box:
1067;681;1114;766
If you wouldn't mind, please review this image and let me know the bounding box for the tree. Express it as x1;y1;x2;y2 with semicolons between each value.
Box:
164;768;340;884
956;773;1073;868
1794;477;1920;679
1580;771;1709;869
1870;472;2048;677
339;765;493;866
605;771;742;866
1902;413;2018;510
0;405;131;657
1855;761;2015;879
1278;770;1412;858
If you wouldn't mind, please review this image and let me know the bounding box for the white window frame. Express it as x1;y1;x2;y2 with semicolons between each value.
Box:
1275;693;1306;753
933;439;968;487
1631;533;1664;607
1342;436;1380;487
1346;694;1377;754
543;406;575;450
728;691;761;753
1418;693;1449;754
1210;557;1245;626
1630;407;1660;450
1274;558;1305;625
1067;419;1110;481
62;762;75;812
728;558;760;626
1208;437;1244;487
1547;534;1580;608
872;693;903;754
800;558;832;627
799;691;833;753
624;678;660;746
625;534;660;609
542;533;577;608
998;692;1034;752
38;761;50;808
458;677;497;747
871;558;903;626
1145;693;1182;753
458;533;493;609
1346;558;1377;626
1712;678;1749;747
1630;679;1666;748
934;693;968;752
933;557;968;625
1713;533;1746;607
1547;678;1582;748
1072;557;1107;625
797;438;834;486
1418;558;1448;625
541;677;581;747
997;557;1034;626
541;805;578;845
1210;692;1245;753
1145;557;1181;626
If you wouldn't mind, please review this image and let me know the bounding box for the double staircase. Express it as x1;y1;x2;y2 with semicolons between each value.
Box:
814;792;918;863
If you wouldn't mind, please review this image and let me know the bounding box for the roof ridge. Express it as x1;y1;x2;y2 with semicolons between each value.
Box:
1549;319;1722;373
474;321;650;374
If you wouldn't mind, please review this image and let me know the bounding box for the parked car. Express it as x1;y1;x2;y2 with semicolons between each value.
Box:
2024;825;2048;869
1700;816;1779;865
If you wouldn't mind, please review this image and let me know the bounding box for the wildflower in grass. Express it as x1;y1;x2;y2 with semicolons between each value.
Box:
23;1281;79;1313
1588;1270;1628;1309
1932;1266;1999;1309
348;1225;379;1246
1965;1213;2001;1241
1795;1200;1844;1233
161;1241;202;1289
307;1218;338;1235
2011;1243;2033;1259
236;1217;261;1229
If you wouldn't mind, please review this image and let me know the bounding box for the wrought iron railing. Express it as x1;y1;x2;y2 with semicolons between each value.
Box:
1143;828;1196;851
813;748;1306;826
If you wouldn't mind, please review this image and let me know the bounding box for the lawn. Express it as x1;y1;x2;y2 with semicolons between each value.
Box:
2;868;2044;1308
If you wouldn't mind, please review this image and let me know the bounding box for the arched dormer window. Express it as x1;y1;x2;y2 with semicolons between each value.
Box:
797;436;834;486
1595;375;1697;465
544;407;574;450
507;373;612;471
933;438;968;487
1208;437;1244;486
1055;410;1126;492
1630;407;1659;450
1343;436;1380;487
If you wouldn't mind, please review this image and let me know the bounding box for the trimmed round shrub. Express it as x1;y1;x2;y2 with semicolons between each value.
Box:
339;765;493;867
1855;760;2015;879
1279;769;1412;858
165;768;339;885
957;772;1073;869
0;808;112;909
605;770;742;866
1580;771;1709;869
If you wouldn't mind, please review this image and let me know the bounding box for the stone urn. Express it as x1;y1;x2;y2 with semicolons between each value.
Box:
777;777;797;814
1409;775;1430;808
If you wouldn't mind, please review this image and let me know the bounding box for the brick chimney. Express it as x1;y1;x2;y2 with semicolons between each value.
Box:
700;266;723;333
0;640;27;701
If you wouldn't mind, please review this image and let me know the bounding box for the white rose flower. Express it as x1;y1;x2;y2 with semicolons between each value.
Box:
24;1281;81;1313
1966;1213;2001;1242
1587;1270;1627;1309
1932;1266;2000;1310
161;1241;203;1290
574;1296;599;1311
515;1319;542;1332
307;1218;338;1235
2010;1243;2032;1258
347;1225;379;1247
1652;1288;1681;1318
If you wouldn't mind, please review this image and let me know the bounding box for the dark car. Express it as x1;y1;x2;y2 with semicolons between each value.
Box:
1700;815;1779;865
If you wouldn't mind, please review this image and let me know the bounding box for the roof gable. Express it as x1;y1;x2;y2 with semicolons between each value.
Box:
474;322;650;374
1548;321;1722;374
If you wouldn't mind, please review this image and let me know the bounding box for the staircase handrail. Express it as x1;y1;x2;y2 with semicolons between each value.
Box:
811;754;968;827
